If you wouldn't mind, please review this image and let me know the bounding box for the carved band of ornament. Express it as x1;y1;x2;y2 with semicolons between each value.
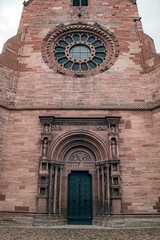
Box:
1;102;160;111
51;125;62;131
93;126;108;131
44;24;118;45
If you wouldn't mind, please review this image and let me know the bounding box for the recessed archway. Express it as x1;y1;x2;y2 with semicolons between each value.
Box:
49;130;109;162
48;130;108;221
38;117;121;224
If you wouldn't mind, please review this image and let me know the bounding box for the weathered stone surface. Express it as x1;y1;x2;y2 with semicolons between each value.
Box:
0;0;160;225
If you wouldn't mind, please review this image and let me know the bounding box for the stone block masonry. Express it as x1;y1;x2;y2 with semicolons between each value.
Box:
0;0;160;226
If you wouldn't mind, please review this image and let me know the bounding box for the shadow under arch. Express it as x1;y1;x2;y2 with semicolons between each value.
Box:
49;130;109;162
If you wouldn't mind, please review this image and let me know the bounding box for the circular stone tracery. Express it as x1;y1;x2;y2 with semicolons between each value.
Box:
55;33;107;71
42;24;120;77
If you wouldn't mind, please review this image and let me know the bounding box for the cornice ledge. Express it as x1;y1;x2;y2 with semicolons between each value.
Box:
23;0;34;6
0;102;160;111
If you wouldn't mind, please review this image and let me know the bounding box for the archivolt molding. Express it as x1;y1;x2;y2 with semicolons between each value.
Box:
49;130;109;161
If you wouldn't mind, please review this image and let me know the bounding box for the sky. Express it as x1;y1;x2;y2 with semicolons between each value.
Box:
0;0;160;53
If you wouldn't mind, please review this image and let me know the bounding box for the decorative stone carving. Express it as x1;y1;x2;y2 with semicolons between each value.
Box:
110;124;117;133
56;23;65;29
51;125;62;131
40;176;47;184
40;187;46;196
44;125;50;132
112;188;120;197
41;138;48;158
93;125;108;131
69;151;92;162
106;117;120;160
40;162;48;173
112;163;118;172
39;116;54;133
111;138;117;159
113;177;119;185
106;117;120;135
94;22;101;28
37;116;122;217
74;74;85;78
105;117;121;126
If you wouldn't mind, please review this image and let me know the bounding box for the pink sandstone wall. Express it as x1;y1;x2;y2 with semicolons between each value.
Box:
0;0;160;216
14;0;147;106
0;34;21;103
147;67;160;102
120;110;160;213
0;109;160;213
0;108;10;203
152;109;160;212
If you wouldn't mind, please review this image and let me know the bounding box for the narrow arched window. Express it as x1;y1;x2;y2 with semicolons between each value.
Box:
73;0;88;6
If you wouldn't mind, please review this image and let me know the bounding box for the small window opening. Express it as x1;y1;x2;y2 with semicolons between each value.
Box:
73;0;88;6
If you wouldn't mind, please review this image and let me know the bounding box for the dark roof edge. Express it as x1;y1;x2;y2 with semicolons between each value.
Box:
23;0;136;7
129;0;137;4
23;0;34;6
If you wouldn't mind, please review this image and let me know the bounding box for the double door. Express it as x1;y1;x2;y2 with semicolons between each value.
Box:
67;171;92;225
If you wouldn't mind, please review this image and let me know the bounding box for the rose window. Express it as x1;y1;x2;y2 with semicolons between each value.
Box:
42;24;120;77
54;33;107;72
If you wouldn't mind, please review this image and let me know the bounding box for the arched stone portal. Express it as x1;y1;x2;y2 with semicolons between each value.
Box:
38;117;121;225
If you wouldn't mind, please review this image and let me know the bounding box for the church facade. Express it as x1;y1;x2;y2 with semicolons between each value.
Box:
0;0;160;226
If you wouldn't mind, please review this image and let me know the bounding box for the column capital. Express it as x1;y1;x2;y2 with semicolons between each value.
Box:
105;117;121;125
39;116;55;125
96;166;100;171
105;163;110;168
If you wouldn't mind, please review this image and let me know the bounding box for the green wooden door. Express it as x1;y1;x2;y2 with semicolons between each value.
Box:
67;171;92;225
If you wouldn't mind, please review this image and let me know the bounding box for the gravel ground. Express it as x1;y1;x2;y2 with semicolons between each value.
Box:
0;226;160;240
